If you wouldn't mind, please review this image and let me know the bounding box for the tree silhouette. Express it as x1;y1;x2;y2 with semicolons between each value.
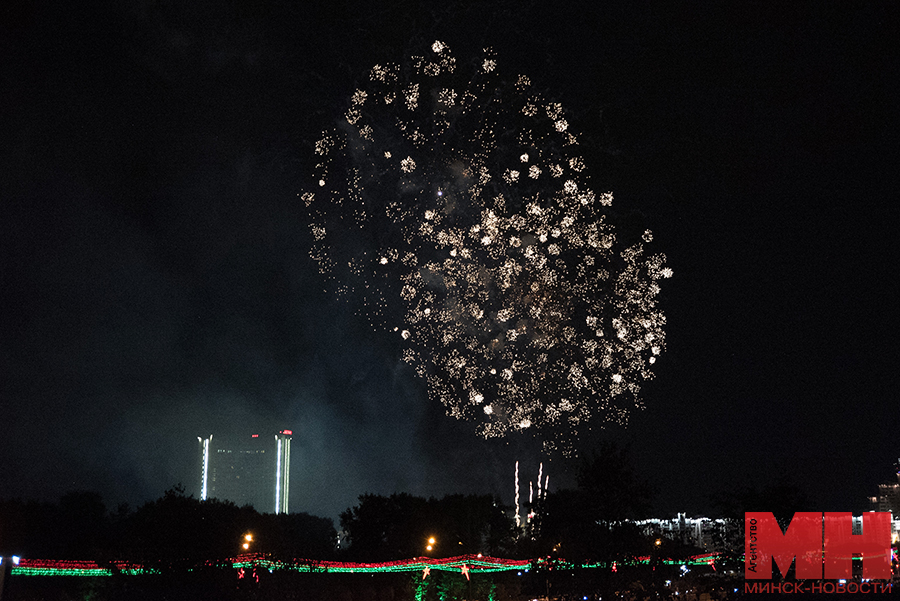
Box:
540;441;652;563
340;493;515;560
710;479;813;570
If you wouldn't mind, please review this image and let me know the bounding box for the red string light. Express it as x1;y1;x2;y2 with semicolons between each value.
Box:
11;552;722;577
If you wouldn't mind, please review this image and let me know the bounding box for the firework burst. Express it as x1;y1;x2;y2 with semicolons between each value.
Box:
303;41;671;453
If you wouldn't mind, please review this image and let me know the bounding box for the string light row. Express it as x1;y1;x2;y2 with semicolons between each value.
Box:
232;553;530;574
11;559;150;577
10;553;720;577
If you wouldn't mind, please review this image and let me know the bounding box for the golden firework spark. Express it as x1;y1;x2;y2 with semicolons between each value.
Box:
304;41;671;453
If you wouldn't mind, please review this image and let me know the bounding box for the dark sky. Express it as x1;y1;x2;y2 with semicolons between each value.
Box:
1;0;897;524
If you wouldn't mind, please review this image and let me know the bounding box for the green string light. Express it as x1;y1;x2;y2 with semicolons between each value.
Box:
11;552;720;577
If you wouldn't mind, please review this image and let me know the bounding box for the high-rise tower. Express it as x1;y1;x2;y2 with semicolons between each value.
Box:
196;430;292;514
274;430;291;514
868;457;900;517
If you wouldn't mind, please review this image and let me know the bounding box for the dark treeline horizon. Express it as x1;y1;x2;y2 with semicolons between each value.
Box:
0;485;336;563
0;443;817;569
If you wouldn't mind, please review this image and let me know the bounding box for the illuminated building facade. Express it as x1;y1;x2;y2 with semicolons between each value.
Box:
869;459;900;514
866;458;900;539
635;514;727;550
197;430;293;514
275;431;291;515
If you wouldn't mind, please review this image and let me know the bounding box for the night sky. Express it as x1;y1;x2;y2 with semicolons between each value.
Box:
2;0;897;524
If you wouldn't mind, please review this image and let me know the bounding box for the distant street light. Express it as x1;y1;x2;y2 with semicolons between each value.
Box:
426;536;436;552
242;533;253;551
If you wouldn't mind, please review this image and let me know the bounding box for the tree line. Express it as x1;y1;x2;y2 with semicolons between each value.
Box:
0;485;336;563
2;442;786;566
